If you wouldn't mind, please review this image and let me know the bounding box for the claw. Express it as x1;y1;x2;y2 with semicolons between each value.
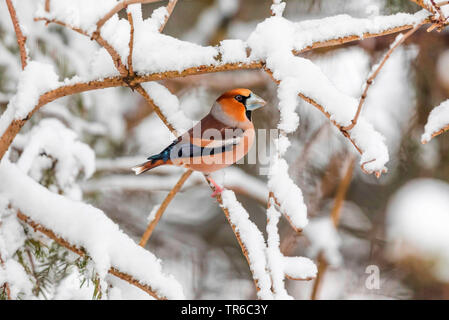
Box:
207;176;224;198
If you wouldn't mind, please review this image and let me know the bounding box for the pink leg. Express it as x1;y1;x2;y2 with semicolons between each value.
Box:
207;176;224;198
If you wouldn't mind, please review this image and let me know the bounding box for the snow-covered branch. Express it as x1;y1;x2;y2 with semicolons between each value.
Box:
0;161;183;300
1;0;448;300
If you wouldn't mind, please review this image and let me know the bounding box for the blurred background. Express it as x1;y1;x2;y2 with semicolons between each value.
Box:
2;0;449;299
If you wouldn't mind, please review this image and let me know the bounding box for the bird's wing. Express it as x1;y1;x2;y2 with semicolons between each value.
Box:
150;113;244;161
185;113;245;148
169;139;239;160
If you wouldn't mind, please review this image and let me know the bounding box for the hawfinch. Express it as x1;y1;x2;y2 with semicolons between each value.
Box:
132;88;266;195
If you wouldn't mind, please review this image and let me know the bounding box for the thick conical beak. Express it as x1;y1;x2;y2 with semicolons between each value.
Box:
246;93;266;111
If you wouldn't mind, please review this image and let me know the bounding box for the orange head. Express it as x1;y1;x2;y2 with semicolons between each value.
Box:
216;88;266;122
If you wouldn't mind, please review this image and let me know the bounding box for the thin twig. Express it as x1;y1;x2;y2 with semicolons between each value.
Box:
430;0;446;21
422;124;449;143
330;157;356;227
16;211;167;300
264;68;384;177
96;0;163;32
44;0;50;12
294;20;430;55
139;169;193;247
5;0;28;69
159;0;178;32
310;252;326;300
0;61;261;161
343;21;424;131
2;13;431;164
204;177;263;294
409;0;435;12
127;12;135;76
35;17;129;77
134;84;178;134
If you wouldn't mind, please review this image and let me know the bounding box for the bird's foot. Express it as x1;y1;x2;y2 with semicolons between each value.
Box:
208;177;224;198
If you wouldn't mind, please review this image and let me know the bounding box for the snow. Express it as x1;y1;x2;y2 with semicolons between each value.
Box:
304;45;415;175
423;0;449;19
35;0;118;34
219;39;249;64
386;179;449;282
271;1;286;17
122;9;219;75
248;11;429;59
247;14;394;173
283;256;317;280
100;17;131;70
349;118;389;174
140;82;193;133
422;99;449;143
53;269;94;300
89;48;120;79
220;190;273;299
0;206;26;260
266;204;292;299
265;201;316;299
304;217;342;267
0;259;33;299
0;0;439;300
0;61;59;137
268;157;308;231
132;33;218;75
16;119;95;200
144;6;169;32
0;160;184;299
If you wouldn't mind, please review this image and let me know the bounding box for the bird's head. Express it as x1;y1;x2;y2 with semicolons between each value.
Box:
216;88;266;122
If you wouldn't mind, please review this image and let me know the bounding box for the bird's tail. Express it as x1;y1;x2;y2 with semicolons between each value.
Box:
132;157;172;175
133;142;176;175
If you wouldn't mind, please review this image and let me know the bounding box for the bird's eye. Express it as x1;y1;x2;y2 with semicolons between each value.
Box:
235;95;243;102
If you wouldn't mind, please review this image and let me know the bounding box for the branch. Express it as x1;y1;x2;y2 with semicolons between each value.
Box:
207;185;265;296
310;252;327;300
139;169;193;247
159;0;178;32
16;211;167;300
2;11;432;165
5;0;28;69
294;20;430;55
134;85;178;134
95;0;163;32
34;17;129;77
0;62;261;161
127;12;135;76
264;68;385;177
421;99;449;143
330;157;356;227
409;0;435;12
122;10;265;288
343;21;424;131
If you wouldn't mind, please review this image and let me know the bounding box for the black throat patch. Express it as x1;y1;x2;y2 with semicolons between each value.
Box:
246;110;252;121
